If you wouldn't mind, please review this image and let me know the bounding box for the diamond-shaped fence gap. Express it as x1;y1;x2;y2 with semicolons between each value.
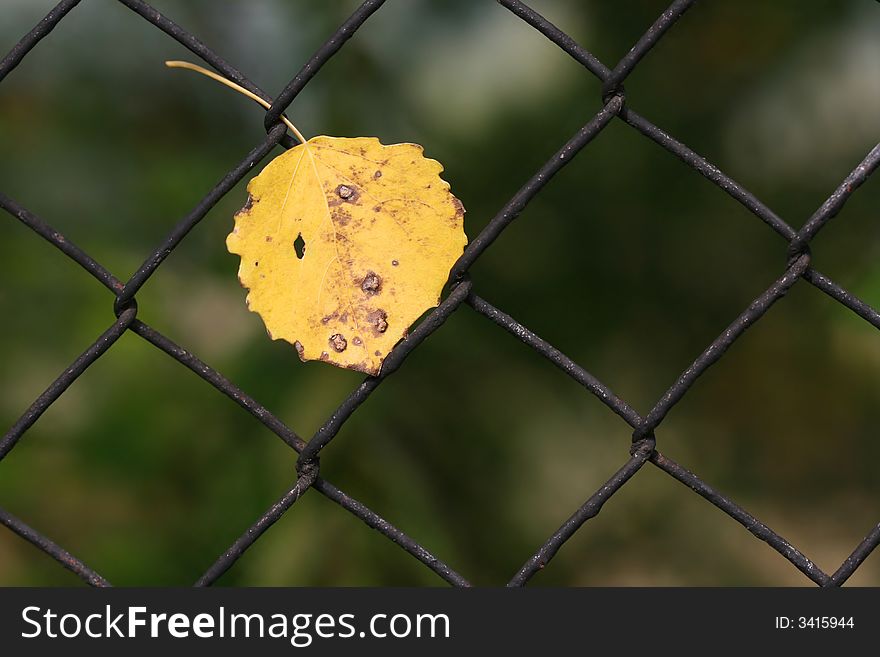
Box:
497;2;812;241
2;327;292;585
127;319;473;587
474;128;782;414
329;308;635;584
652;282;880;540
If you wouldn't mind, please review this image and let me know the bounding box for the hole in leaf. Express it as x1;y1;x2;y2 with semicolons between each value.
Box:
294;234;305;259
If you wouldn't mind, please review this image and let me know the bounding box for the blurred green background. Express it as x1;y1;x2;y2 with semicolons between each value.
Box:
1;0;879;586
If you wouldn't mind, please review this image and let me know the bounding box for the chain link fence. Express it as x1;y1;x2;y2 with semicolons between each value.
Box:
1;0;879;587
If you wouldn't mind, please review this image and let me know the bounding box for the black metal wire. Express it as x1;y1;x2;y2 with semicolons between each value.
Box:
0;506;110;587
0;0;878;588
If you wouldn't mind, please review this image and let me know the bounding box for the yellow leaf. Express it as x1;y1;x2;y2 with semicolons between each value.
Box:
226;136;467;375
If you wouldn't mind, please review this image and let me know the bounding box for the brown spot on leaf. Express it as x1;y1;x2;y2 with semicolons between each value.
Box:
373;170;382;179
368;309;388;334
294;341;304;358
374;350;381;357
373;205;381;213
265;235;273;242
329;334;347;352
333;184;360;204
361;271;382;295
241;194;254;212
320;351;329;361
353;336;363;346
391;260;399;266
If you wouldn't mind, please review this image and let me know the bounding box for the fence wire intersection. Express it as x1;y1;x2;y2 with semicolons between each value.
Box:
1;0;879;587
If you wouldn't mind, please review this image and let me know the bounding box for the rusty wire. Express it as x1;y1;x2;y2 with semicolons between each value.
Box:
1;0;879;588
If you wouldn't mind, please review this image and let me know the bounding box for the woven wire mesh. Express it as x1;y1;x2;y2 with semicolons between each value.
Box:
1;0;879;587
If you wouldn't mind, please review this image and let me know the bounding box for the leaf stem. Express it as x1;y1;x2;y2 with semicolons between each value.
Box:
165;60;309;145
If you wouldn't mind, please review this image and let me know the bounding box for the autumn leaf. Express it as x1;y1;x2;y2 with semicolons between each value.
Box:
167;62;467;375
227;136;466;375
